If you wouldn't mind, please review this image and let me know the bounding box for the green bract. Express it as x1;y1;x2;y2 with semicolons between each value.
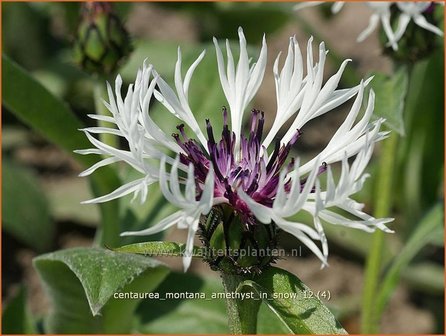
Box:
73;3;132;75
199;205;279;274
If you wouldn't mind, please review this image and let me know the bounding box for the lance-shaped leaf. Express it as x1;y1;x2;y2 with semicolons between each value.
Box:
2;286;36;334
368;66;409;135
3;54;121;246
2;160;54;251
376;203;444;316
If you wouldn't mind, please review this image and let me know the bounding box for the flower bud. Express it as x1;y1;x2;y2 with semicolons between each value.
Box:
382;4;442;63
199;205;278;275
73;2;132;75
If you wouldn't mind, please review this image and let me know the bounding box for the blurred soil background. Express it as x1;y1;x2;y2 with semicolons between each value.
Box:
2;2;443;334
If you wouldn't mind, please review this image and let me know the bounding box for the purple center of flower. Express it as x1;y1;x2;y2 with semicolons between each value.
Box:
173;108;326;224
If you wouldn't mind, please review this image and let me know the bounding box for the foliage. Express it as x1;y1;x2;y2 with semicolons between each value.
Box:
2;160;54;251
34;248;169;333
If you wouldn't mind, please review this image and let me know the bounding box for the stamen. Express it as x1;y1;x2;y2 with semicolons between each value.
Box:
249;109;260;134
246;174;259;194
172;132;188;152
206;119;216;145
289;128;303;146
255;112;265;142
300;162;328;188
266;140;281;171
222;106;228;126
176;123;188;141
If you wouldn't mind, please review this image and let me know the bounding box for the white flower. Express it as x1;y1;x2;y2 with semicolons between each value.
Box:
394;2;444;43
357;3;398;51
294;1;443;50
78;28;392;270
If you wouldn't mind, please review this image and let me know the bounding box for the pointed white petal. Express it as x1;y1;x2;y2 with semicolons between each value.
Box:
82;178;152;204
357;13;380;42
413;14;444;36
121;211;183;236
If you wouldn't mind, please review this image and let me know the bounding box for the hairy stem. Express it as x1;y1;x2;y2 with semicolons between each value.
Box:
221;272;261;334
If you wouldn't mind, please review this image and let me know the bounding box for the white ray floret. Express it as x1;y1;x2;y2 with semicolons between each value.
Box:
356;3;398;51
213;27;267;154
121;156;215;271
263;36;371;149
154;49;209;149
298;86;388;175
295;1;443;50
393;2;444;43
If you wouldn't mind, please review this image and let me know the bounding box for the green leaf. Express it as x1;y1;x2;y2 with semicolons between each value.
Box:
220;273;261;334
399;51;444;233
44;177;100;226
1;54;119;184
242;266;347;334
3;53;122;247
2;160;54;251
3;3;53;70
375;203;444;316
368;67;409;135
33;247;169;333
32;69;67;98
257;303;294;334
402;262;444;296
2;285;36;334
114;241;204;258
135;272;230;334
3;54;91;167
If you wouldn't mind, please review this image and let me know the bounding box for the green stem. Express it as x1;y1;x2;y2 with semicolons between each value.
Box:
92;179;121;248
361;132;398;333
221;272;261;334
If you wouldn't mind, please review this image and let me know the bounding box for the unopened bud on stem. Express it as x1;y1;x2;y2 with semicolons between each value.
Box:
73;2;132;75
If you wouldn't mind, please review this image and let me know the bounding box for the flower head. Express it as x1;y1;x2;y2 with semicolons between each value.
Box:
73;2;132;74
394;2;444;42
77;28;393;272
295;2;444;51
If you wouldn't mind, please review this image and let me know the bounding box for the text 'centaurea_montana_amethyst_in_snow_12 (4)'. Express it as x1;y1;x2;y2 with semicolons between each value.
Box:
76;27;394;274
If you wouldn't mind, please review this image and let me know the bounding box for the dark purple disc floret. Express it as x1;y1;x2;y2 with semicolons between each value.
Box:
172;108;319;225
